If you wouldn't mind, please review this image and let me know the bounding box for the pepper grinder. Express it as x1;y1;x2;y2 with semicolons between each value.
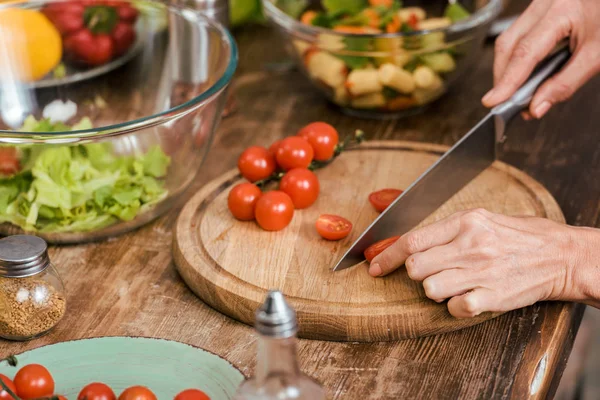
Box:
233;290;326;400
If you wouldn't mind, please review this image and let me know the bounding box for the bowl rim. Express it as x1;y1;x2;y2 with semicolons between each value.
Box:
262;0;503;39
0;0;238;142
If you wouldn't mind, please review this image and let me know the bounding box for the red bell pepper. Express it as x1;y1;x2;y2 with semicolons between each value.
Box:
41;0;138;67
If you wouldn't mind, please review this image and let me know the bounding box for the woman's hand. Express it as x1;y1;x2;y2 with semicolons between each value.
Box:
369;209;600;317
482;0;600;119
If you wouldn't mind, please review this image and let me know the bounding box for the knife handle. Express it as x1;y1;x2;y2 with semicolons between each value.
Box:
492;44;571;123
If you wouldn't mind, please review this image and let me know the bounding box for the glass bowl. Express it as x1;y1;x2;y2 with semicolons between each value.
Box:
0;0;237;243
262;0;502;119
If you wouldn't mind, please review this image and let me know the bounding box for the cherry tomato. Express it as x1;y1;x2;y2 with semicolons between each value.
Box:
368;189;404;212
174;389;211;400
297;122;339;161
0;148;20;176
364;236;401;262
117;5;139;23
64;30;114;66
275;137;314;171
118;386;157;400
78;382;116;400
268;140;282;156
228;183;262;221
237;146;276;182
0;374;17;400
255;191;294;231
315;215;352;241
279;168;319;209
14;364;55;400
112;22;136;56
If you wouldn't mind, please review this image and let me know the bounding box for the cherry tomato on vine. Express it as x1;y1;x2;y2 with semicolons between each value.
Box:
228;183;262;221
118;386;157;400
255;191;294;231
13;364;54;400
275;137;314;171
0;374;17;400
78;382;116;400
279;168;320;209
268;140;282;156
364;236;401;262
368;189;403;212
315;215;352;241
174;389;211;400
297;122;339;161
237;146;276;182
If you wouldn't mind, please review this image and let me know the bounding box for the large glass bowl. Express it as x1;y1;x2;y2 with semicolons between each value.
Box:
263;0;502;119
0;0;237;243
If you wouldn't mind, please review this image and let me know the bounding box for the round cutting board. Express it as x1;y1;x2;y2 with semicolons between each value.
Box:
174;141;564;342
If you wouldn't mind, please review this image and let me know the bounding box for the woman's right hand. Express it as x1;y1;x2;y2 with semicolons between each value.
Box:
482;0;600;119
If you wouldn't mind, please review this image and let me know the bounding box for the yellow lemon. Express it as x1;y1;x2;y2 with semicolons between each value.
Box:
0;8;62;82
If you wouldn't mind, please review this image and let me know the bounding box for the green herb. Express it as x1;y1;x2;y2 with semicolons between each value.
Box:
311;12;333;27
335;36;372;69
322;0;367;16
402;56;422;72
0;117;170;233
276;0;308;18
444;2;470;23
382;86;401;99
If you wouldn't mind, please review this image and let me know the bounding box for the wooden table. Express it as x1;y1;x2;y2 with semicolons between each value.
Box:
2;6;599;399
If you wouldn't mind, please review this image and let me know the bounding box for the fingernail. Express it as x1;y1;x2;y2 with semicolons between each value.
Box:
369;263;382;277
534;101;551;118
482;89;495;105
521;111;532;121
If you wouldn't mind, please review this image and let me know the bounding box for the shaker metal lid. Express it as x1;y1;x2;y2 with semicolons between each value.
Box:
0;235;50;278
255;290;298;338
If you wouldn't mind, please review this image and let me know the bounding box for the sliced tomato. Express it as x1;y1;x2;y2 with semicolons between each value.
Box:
364;236;401;262
315;214;352;241
0;374;17;400
0;147;20;176
368;189;403;212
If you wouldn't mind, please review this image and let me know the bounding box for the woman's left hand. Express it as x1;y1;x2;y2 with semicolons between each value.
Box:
368;208;596;318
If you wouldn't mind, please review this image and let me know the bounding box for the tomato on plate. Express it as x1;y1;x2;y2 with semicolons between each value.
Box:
255;191;294;231
315;215;352;241
368;189;403;212
268;139;282;156
78;382;117;400
237;146;276;182
118;386;157;400
297;122;339;161
275;137;314;171
13;364;55;400
0;374;17;400
228;183;262;221
364;236;401;262
279;168;319;209
174;389;211;400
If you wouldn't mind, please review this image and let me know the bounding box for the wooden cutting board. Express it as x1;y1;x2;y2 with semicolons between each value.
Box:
173;141;564;342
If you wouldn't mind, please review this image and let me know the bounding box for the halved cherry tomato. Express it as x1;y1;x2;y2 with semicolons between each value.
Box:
14;364;55;400
368;0;393;7
268;140;282;156
315;215;352;241
275;137;314;171
297;122;339;161
279;168;319;209
407;13;419;30
0;374;17;400
364;236;401;262
228;183;262;221
78;382;116;400
0;148;20;176
368;189;403;212
255;191;294;231
174;389;211;400
300;10;317;25
118;386;157;400
238;146;276;182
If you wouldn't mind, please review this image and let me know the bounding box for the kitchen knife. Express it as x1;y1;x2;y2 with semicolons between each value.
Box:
333;46;571;272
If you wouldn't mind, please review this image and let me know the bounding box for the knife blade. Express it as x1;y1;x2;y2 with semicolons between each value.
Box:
333;46;571;272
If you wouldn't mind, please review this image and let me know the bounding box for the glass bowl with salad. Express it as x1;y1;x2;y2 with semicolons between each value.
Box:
0;0;237;243
263;0;502;118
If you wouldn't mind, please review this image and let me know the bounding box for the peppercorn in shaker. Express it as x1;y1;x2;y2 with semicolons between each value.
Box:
0;235;66;341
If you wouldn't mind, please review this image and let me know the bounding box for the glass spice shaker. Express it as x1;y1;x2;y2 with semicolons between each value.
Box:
0;235;67;341
233;290;327;400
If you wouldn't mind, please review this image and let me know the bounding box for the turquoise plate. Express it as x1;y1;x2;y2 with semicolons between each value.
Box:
0;337;244;399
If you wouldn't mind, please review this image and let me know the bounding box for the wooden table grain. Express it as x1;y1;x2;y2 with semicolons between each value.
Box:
2;6;598;399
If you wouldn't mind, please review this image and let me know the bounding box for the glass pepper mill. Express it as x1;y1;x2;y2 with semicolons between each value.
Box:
233;290;326;400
